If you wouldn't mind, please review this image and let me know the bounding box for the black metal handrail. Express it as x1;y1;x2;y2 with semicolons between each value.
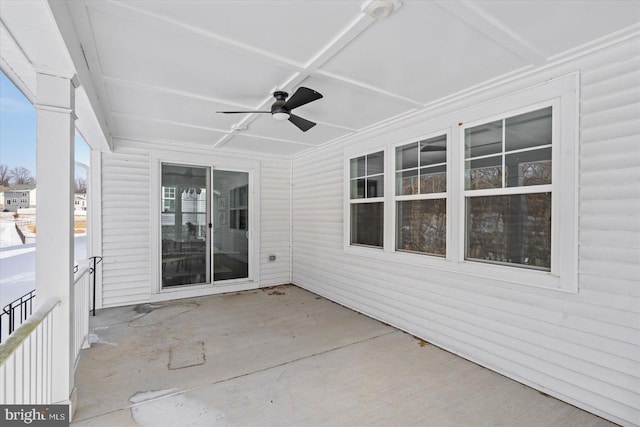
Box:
0;290;36;343
0;255;103;343
88;256;103;316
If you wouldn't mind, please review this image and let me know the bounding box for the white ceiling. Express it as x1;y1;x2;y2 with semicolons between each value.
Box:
2;1;640;157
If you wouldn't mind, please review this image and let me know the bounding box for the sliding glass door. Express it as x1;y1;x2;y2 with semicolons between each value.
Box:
160;164;250;288
161;164;210;287
213;170;249;281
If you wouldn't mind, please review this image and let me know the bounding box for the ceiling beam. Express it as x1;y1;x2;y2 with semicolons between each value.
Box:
110;111;231;134
102;75;254;110
104;0;305;71
216;7;414;149
434;0;547;66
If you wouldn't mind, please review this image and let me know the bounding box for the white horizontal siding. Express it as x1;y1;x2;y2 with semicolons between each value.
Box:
259;157;291;286
101;148;151;307
292;39;640;426
99;143;291;307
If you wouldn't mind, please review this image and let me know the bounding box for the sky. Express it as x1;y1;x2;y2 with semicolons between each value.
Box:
0;71;90;181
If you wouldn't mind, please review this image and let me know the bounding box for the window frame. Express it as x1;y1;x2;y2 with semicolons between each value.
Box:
344;147;387;253
342;74;578;292
162;186;176;213
149;150;261;301
393;130;451;258
461;102;555;271
348;149;386;249
457;76;577;292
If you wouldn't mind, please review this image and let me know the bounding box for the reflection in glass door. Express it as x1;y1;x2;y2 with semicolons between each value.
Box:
161;164;210;288
213;170;249;281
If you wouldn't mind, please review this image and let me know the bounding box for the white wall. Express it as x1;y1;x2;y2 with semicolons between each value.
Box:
292;39;639;426
100;140;291;307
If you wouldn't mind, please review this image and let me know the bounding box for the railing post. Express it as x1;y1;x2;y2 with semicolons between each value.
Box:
8;309;13;337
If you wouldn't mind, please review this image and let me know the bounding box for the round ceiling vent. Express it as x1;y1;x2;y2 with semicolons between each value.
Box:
364;1;398;19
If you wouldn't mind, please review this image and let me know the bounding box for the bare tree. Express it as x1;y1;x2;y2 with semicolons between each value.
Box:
0;164;10;186
74;178;87;193
9;166;35;185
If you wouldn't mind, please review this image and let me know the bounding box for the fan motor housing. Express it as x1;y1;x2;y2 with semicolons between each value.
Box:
271;91;289;114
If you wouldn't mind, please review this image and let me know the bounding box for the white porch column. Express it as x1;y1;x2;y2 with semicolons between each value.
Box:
35;72;75;406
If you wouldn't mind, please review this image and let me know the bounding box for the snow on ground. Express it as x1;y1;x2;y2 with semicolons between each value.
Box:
0;221;24;247
0;242;36;310
0;246;35;259
0;224;87;310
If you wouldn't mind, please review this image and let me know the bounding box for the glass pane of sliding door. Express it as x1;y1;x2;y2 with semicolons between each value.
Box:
161;164;209;287
213;170;249;281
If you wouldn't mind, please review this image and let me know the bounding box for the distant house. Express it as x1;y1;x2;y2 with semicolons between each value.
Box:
2;185;36;212
0;185;6;209
74;192;87;212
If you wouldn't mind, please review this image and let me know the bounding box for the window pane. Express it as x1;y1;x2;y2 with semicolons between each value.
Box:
420;165;447;193
506;148;552;187
367;151;384;175
465;156;502;190
239;209;247;230
465;120;502;158
396;143;418;170
396;169;418;195
213;170;249;281
505;107;552;152
351;202;383;247
163;200;175;213
367;175;384;198
351;178;365;199
466;193;551;269
396;199;446;255
420;135;447;166
350;156;365;178
240;185;248;206
161;164;208;287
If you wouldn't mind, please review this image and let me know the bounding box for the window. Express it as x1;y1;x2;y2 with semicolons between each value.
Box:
230;185;248;230
162;186;176;213
395;134;447;256
342;75;576;290
349;151;384;247
464;107;552;270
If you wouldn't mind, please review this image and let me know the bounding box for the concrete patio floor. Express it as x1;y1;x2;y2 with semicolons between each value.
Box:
71;285;614;426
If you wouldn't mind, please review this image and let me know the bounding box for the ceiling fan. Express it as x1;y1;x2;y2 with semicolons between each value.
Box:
216;87;323;132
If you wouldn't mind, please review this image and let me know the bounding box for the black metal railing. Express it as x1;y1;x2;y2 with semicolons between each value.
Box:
0;290;36;343
0;255;102;343
88;256;103;317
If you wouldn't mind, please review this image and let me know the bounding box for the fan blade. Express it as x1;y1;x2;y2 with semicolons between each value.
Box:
216;111;270;114
288;114;316;132
283;87;323;111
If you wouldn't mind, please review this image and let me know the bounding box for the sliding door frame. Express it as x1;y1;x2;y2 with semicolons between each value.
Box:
149;150;261;301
